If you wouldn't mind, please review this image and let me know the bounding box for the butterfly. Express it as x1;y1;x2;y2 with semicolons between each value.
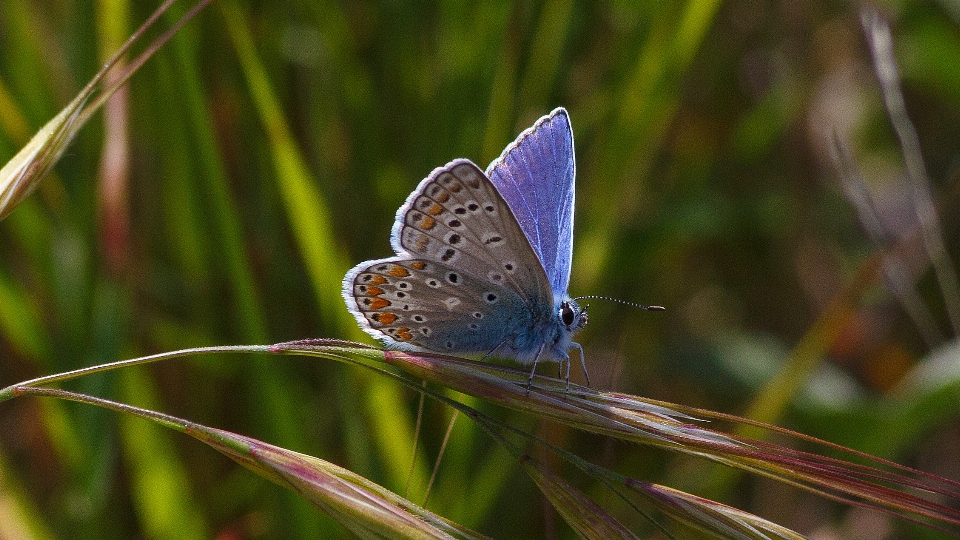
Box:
343;108;590;385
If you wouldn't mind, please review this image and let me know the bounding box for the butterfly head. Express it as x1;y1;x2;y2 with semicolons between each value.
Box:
558;298;588;333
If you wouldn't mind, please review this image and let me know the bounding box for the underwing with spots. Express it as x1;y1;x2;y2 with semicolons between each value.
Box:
343;108;589;382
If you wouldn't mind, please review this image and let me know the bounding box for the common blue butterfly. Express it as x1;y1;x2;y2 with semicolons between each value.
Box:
343;108;589;384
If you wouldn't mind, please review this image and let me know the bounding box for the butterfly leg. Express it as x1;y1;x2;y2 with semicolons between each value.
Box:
573;342;590;388
526;343;547;391
481;339;508;363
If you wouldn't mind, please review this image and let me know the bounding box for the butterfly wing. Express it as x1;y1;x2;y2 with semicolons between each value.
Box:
486;108;575;296
344;258;530;354
343;159;554;355
390;159;553;303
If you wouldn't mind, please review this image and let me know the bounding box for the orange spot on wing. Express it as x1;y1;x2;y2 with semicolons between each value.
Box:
368;298;390;310
396;327;413;341
387;266;410;277
435;192;450;203
427;203;443;215
419;216;436;230
365;286;384;296
367;275;387;285
372;312;397;324
410;261;426;270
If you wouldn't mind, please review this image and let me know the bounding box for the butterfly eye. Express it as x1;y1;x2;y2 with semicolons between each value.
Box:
559;301;576;326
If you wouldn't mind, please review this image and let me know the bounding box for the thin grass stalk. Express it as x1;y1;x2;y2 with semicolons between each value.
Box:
832;132;943;347
739;166;960;436
862;9;960;336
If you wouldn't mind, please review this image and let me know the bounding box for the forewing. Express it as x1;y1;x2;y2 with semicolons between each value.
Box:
486;108;575;295
390;159;553;305
343;258;529;354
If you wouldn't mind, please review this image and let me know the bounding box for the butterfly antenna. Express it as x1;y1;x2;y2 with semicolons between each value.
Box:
574;295;665;311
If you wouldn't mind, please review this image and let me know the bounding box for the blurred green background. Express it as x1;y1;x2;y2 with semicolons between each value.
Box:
2;0;960;538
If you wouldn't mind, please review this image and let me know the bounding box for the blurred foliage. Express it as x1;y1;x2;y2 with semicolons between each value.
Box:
1;0;960;538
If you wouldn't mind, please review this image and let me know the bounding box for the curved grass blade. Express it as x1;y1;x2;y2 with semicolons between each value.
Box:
8;385;489;540
519;454;641;540
630;482;807;540
0;0;213;220
274;340;960;534
304;342;808;539
5;341;959;536
0;92;86;220
1;340;814;539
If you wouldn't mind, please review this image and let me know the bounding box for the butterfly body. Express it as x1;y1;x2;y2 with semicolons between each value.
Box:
343;109;586;374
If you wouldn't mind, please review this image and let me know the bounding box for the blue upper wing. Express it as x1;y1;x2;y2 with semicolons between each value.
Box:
485;108;575;296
